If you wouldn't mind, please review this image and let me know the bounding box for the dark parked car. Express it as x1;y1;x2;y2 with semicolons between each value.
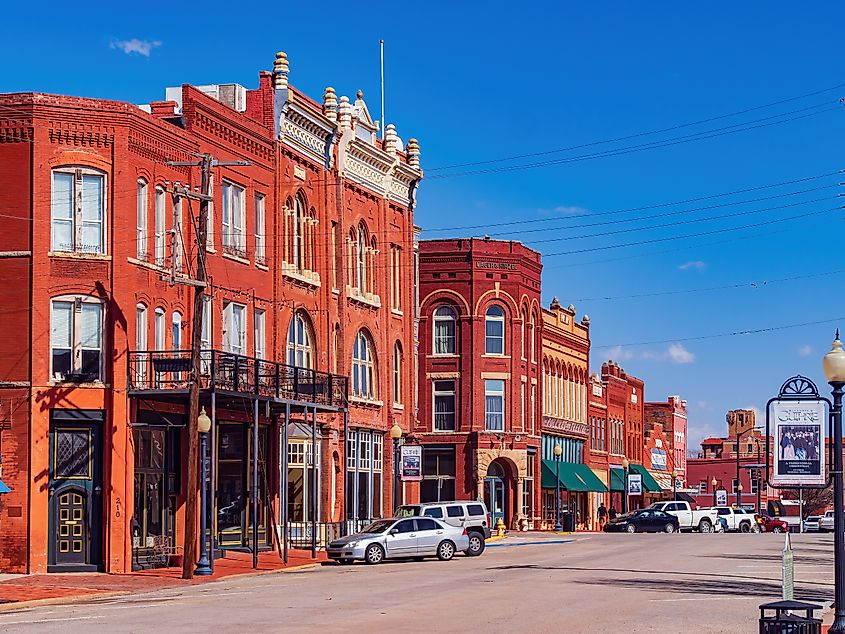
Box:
603;509;680;534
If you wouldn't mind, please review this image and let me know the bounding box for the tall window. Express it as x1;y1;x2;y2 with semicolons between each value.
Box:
206;175;215;249
201;296;212;350
485;379;505;431
223;302;246;355
393;343;402;406
51;297;104;381
330;221;338;290
51;168;106;254
346;430;384;520
254;193;266;265
222;181;246;254
155;187;166;266
254;309;265;359
433;381;456;431
433;306;456;355
287;311;314;369
523;450;535;518
292;195;305;272
135;303;148;382
173;197;183;273
352;330;376;400
154;308;165;350
356;223;368;293
136;179;148;260
529;313;536;362
390;244;401;310
520;308;527;360
485;305;505;355
171;312;182;349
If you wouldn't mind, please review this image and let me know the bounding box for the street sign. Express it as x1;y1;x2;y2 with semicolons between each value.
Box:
716;489;728;506
766;376;829;489
628;473;642;495
400;445;422;481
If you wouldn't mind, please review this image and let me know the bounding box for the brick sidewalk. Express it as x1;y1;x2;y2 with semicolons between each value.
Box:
0;549;326;608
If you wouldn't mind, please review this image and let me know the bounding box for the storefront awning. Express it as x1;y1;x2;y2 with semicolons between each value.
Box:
0;479;10;494
610;468;625;491
629;464;662;492
541;460;608;492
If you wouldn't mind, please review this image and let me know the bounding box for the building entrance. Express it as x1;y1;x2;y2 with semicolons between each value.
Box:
484;461;508;529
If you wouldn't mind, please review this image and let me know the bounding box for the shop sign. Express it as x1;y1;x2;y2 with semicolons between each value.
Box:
400;445;422;481
627;473;642;495
715;489;728;506
542;417;588;438
650;448;667;470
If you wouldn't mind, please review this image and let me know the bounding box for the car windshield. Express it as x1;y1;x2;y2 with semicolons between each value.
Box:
394;506;421;517
361;520;395;534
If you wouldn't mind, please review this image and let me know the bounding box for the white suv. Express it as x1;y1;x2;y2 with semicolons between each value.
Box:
395;501;490;556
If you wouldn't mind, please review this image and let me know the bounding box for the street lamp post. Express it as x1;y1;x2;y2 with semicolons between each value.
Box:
823;330;845;633
554;444;563;532
711;477;718;506
622;457;629;514
390;423;402;513
671;469;678;501
737;483;743;508
194;407;212;576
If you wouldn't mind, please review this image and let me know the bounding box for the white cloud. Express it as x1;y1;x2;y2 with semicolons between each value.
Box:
667;342;695;364
605;345;635;361
798;345;813;357
678;260;706;271
110;39;162;57
696;400;712;411
537;205;589;216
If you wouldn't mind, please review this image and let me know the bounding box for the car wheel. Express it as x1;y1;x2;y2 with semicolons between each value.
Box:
465;533;485;557
699;520;713;534
664;523;676;533
364;543;384;565
773;526;783;533
625;524;636;534
740;522;751;533
437;540;456;561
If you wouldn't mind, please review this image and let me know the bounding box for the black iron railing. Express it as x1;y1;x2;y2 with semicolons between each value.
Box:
128;349;348;408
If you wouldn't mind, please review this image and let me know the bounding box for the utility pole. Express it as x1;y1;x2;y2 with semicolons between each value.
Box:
166;154;248;579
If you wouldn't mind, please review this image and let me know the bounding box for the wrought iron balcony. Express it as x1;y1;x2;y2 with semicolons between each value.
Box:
128;349;348;408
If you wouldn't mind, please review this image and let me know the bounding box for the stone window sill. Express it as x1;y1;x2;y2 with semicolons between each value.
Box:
348;395;383;408
222;251;251;266
128;257;168;274
346;286;381;308
49;251;111;261
282;266;321;288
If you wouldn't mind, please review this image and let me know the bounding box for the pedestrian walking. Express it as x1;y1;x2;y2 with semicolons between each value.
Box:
608;505;617;521
597;503;607;529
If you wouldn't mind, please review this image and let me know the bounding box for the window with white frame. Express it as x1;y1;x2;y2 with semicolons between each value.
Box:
223;302;246;355
201;296;212;350
433;306;456;355
485;379;505;431
523;450;535;518
390;244;401;310
171;312;182;349
520;308;527;360
51;167;106;254
352;330;376;400
136;179;148;260
254;193;266;265
393;343;402;406
222;181;246;255
529;313;536;362
699;480;708;493
154;187;166;266
485;305;505;355
51;297;104;381
286;437;321;522
287;311;314;369
330;221;338;290
345;429;384;520
433;380;456;431
356;223;368;293
206;175;215;250
292;195;306;272
173;196;183;273
254;309;265;360
154;307;165;350
135;303;148;381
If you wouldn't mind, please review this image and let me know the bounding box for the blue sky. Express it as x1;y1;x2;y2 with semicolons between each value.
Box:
4;1;843;451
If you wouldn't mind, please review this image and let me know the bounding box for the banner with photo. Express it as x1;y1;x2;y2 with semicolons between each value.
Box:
627;473;642;495
400;445;422;481
715;489;727;506
771;400;826;487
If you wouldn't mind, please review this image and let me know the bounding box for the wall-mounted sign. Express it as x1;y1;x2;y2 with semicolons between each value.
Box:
400;445;422;481
477;261;517;271
770;400;825;487
627;473;642;495
542;417;589;438
650;448;667;470
294;165;306;180
715;489;728;506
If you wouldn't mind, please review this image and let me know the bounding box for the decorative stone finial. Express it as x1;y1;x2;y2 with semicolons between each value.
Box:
384;123;399;154
550;296;560;310
323;87;338;122
339;96;352;130
273;52;289;89
356;89;364;100
581;314;590;325
406;138;420;168
568;304;575;312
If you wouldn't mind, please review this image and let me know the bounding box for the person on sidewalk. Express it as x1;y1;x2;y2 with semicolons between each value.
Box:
597;503;607;530
608;505;617;521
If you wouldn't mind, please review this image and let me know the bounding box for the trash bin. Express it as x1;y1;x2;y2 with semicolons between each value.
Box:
561;511;575;532
758;600;822;634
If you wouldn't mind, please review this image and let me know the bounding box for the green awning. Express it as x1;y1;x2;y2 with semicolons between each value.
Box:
610;468;625;491
541;460;607;492
629;463;662;493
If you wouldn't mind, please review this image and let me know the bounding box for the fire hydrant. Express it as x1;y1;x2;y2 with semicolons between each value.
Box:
495;517;506;537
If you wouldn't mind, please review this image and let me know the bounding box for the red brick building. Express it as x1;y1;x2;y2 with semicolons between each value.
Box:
415;238;542;530
0;51;422;573
644;395;688;488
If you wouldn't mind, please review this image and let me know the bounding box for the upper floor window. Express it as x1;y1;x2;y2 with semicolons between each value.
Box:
254;193;266;266
287;311;314;369
292;195;305;272
154;187;166;266
433;306;456;355
223;302;246;355
390;244;402;310
51;168;106;254
173;196;183;273
393;343;403;406
51;296;104;382
520;308;527;360
529;312;536;362
356;223;368;292
254;309;266;360
171;312;182;349
485;379;505;431
136;179;148;260
433;380;456;431
222;181;246;256
485;305;505;355
154;307;166;350
352;330;376;400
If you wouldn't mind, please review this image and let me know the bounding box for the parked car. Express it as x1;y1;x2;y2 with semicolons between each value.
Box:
803;515;822;532
395;501;490;556
820;510;835;532
757;515;790;533
604;509;680;534
327;517;470;564
711;507;760;532
647;501;718;533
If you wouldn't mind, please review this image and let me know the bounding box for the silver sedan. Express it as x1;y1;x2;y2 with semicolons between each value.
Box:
327;517;471;564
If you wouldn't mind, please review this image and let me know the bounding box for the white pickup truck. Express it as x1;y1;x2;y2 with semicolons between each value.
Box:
712;506;760;532
647;501;719;533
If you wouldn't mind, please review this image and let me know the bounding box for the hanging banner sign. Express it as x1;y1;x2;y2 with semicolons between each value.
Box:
770;400;826;487
715;489;728;506
400;445;422;481
627;473;642;495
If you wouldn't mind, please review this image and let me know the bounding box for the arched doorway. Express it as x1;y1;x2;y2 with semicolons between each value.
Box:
484;461;508;528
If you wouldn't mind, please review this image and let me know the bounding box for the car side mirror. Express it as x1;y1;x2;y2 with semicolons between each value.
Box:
389;528;399;536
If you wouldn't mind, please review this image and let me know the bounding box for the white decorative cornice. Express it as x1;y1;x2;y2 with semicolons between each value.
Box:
279;100;336;169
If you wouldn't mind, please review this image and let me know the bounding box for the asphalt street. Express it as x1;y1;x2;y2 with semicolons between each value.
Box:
0;532;834;633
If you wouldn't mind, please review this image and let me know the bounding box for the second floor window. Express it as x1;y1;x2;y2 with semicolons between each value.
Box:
485;379;505;431
51;168;106;254
51;297;104;381
433;380;456;431
254;193;266;265
433;306;456;355
393;343;402;406
223;302;246;355
254;309;266;360
485;305;505;355
136;179;148;260
352;330;376;400
155;187;166;266
222;181;246;254
287;311;314;369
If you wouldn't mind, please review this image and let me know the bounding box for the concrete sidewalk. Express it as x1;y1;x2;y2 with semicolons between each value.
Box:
0;549;326;610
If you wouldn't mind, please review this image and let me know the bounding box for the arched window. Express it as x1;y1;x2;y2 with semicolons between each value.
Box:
433;305;457;355
352;330;376;400
136;179;148;260
154;307;166;350
357;222;368;293
172;312;182;349
135;303;148;382
287;311;314;369
529;312;536;362
393;343;402;406
293;194;305;272
485;305;505;355
520;308;527;360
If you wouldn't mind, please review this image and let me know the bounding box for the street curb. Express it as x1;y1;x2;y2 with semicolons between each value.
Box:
485;535;507;542
0;561;324;613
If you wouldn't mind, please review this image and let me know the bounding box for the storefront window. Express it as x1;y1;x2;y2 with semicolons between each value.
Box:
287;438;320;522
523;449;535;517
345;429;383;520
421;446;456;502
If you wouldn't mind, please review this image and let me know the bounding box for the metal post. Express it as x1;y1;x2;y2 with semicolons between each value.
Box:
311;406;317;559
252;398;259;569
392;436;400;515
282;402;289;564
713;481;717;507
342;410;348;536
554;457;562;532
799;488;804;534
210;390;217;573
829;382;845;633
757;443;762;515
622;466;628;514
672;477;676;502
736;430;743;508
195;429;212;575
